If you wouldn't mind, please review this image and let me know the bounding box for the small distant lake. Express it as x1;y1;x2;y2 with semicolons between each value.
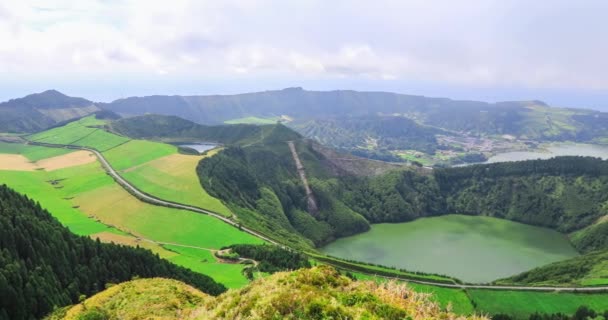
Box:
178;143;218;154
485;143;608;164
320;215;578;283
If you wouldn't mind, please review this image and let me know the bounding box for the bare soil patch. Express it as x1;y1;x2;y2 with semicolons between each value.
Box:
0;154;38;171
37;150;96;171
0;150;96;171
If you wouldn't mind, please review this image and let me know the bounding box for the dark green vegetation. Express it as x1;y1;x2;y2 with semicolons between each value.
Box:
294;115;443;160
199;131;608;250
197;125;608;285
499;250;608;286
0;90;99;133
110;114;270;145
0;184;226;320
227;244;311;275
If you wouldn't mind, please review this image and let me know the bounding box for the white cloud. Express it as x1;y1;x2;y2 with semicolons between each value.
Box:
0;0;607;90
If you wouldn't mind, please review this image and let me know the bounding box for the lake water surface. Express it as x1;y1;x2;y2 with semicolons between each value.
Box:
179;143;217;154
320;215;578;283
486;143;608;163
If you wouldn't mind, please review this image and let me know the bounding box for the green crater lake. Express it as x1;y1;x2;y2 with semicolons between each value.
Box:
321;215;579;283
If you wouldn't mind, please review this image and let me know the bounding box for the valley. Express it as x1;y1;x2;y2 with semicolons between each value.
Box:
1;104;608;319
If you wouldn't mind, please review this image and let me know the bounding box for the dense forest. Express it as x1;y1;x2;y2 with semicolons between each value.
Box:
0;184;225;320
198;133;608;255
293;115;443;155
227;244;311;276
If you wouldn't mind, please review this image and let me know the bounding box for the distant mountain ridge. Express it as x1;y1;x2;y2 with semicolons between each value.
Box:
3;88;608;148
0;90;99;133
99;87;608;143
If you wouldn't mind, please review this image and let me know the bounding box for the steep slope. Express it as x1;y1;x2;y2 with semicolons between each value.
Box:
497;250;608;286
0;184;226;320
50;266;485;320
198;122;608;255
0;90;99;133
100;87;608;142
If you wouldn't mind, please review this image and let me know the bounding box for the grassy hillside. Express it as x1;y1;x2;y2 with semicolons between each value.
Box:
0;141;72;161
497;250;608;286
50;266;485;320
0;184;225;320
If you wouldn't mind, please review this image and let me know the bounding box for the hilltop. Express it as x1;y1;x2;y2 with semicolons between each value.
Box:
0;90;99;133
48;266;485;320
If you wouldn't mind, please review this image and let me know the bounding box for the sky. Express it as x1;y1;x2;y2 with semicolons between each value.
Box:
1;0;607;110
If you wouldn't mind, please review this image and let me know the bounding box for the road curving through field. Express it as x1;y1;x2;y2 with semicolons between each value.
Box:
21;140;608;293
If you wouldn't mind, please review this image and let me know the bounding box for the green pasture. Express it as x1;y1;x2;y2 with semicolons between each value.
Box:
121;153;232;216
104;140;176;170
469;289;608;318
0;141;72;161
164;245;250;288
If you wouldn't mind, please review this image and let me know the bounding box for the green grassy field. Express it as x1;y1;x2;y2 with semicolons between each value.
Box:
0;168;113;236
121;149;232;216
104;140;176;170
0;141;73;161
224;116;279;125
26;115;232;216
0;143;262;288
351;272;474;315
469;289;608;318
164;245;250;288
27;116;130;151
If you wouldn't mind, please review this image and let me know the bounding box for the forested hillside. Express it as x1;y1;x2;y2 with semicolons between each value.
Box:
198;129;608;254
0;184;225;320
293;115;443;158
0;90;99;133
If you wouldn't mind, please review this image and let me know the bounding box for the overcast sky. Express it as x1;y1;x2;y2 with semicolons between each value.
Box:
1;0;607;109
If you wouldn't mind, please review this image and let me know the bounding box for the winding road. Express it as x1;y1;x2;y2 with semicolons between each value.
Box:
24;140;608;293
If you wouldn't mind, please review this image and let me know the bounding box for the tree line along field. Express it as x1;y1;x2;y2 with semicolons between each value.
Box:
0;141;262;288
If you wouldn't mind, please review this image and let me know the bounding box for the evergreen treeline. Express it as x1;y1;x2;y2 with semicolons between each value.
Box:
228;244;311;273
0;184;226;320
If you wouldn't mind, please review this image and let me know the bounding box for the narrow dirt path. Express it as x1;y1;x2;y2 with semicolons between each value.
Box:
287;141;319;216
